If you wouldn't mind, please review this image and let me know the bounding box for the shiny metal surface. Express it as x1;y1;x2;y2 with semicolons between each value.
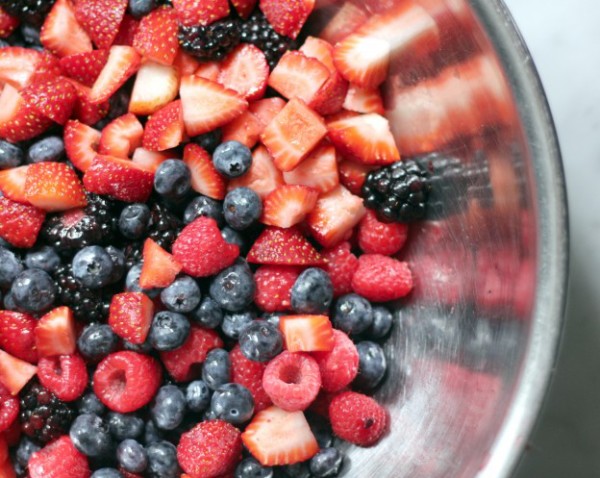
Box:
310;0;567;476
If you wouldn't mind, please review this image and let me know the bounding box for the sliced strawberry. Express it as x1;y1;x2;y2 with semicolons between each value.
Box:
172;0;229;27
64;120;101;172
133;6;179;66
0;85;52;143
99;113;144;158
40;0;93;57
24;162;87;212
69;81;110;125
0;311;38;364
21;76;77;125
0;165;30;204
0;7;18;38
232;0;257;18
113;14;139;46
282;143;338;194
218;44;269;101
249;97;286;130
338;159;374;195
0;349;37;395
259;0;314;39
221;110;263;149
74;0;128;49
29;52;64;85
228;145;283;199
183;143;226;200
261;185;319;228
35;307;77;358
0;197;45;248
131;147;171;173
139;238;182;289
343;84;385;114
174;50;201;76
129;61;179;115
59;49;110;87
247;227;324;266
0;47;44;89
193;60;220;81
242;406;319;466
299;36;335;70
142;99;185;151
109;292;154;344
90;45;142;104
179;75;248;137
279;315;334;352
307;185;366;248
84;155;154;202
319;1;368;45
333;33;390;90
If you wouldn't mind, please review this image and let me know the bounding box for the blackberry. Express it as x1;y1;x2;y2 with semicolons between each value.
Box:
54;264;110;323
147;201;182;250
19;380;76;444
239;11;295;69
123;242;143;270
362;159;432;223
178;16;241;61
0;0;55;27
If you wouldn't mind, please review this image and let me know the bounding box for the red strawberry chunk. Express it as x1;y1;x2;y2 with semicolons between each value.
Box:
0;349;37;395
25;161;87;212
0;311;38;364
142;99;185;151
133;6;179;65
333;33;390;90
247;227;324;266
221;110;263;149
313;329;358;392
59;49;110;87
352;254;413;301
172;0;230;27
329;391;388;446
99;113;144;158
173;50;200;76
131;147;171;173
227;145;283;199
28;436;90;478
254;265;299;312
261;184;319;228
0;384;19;433
343;84;385;115
0;7;18;38
0;47;45;90
320;241;358;297
21;76;77;125
90;45;142;104
0;165;30;204
358;209;408;255
338;159;374;195
40;0;93;58
259;0;314;39
0;85;52;143
37;354;88;402
319;1;367;45
139;238;182;289
113;13;139;45
279;315;334;353
193;60;220;81
109;292;154;345
232;0;256;18
282;143;338;194
69;81;110;125
218;44;269;101
230;345;271;412
129;61;179;116
74;0;128;49
64;120;101;172
183;143;227;200
0;196;46;248
35;306;77;358
249;97;286;130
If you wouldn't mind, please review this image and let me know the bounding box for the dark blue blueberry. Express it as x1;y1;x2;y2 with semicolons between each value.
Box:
78;323;119;360
192;129;222;153
309;448;343;477
3;291;17;311
160;275;201;313
212;140;252;178
0;247;23;287
202;348;231;390
128;0;158;18
354;341;387;390
10;269;55;312
368;306;394;339
119;203;150;239
24;246;60;273
235;457;273;478
209;260;256;312
78;392;107;416
91;469;123;478
264;313;282;328
306;413;333;448
185;380;211;413
223;187;262;230
154;159;191;200
105;245;125;284
125;263;159;298
0;39;8;49
221;226;247;253
191;296;223;329
15;437;41;468
290;268;333;314
149;311;191;351
69;413;114;458
183;195;224;226
72;246;114;289
0;140;23;169
238;320;283;363
146;441;180;478
151;385;186;431
108;413;145;441
26;136;64;163
117;439;148;473
143;420;164;446
332;294;373;336
210;383;254;426
19;24;41;45
284;462;311;478
123;336;153;353
221;311;255;340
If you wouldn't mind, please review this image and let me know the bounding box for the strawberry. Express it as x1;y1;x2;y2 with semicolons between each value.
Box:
313;329;358;392
113;14;139;46
99;113;144;158
59;49;110;87
193;60;220;81
357;209;408;255
133;6;179;65
320;241;358;297
227;145;283;199
232;0;256;18
183;143;227;200
0;165;30;204
0;197;46;248
0;7;18;38
254;265;300;313
259;0;314;39
319;1;367;45
24;162;87;212
282;143;338;194
142;100;185;151
28;436;90;478
129;61;179;115
247;227;324;266
179;75;248;137
338;159;374;195
260;98;327;172
0;384;19;434
230;345;271;412
0;47;45;89
40;0;93;57
329;391;388;446
0;311;38;364
20;76;77;125
37;354;88;402
172;0;230;27
90;45;142;104
174;50;201;76
74;0;128;49
242;406;319;466
35;307;77;358
139;238;182;289
333;34;390;90
109;292;154;345
218;44;269;101
279;315;334;353
131;147;171;173
83;155;154;202
261;184;319;228
343;84;385;114
351;254;413;301
0;349;37;395
63;120;101;172
0;85;52;143
177;420;242;478
172;217;239;277
221;110;263;149
69;81;110;125
29;52;65;85
249;97;286;130
307;185;366;248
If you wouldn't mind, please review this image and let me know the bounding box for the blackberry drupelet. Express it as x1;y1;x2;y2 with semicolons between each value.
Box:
0;0;55;27
147;201;182;250
54;264;110;323
123;241;143;270
362;159;432;223
178;16;241;61
239;11;295;69
19;380;76;444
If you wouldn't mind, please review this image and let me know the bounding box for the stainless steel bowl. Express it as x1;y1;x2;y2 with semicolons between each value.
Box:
310;0;567;476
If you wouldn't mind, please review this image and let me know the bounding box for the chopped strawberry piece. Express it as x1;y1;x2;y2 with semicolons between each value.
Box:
227;145;283;199
129;61;179;115
194;60;220;81
0;7;18;38
24;162;87;212
172;0;230;27
28;436;90;478
29;52;64;85
338;159;374;195
90;45;142;104
63;120;101;172
174;50;201;76
0;349;37;395
113;14;139;46
109;292;154;345
0;85;52;143
0;384;19;434
99;113;144;158
279;314;334;353
21;76;77;125
139;238;182;289
351;254;413;301
320;241;359;297
333;33;390;90
142;99;185;151
259;0;314;39
254;265;300;313
183;143;227;200
0;311;38;364
329;391;388;446
133;6;179;65
37;354;88;402
0;197;46;248
261;184;319;228
131;147;171;173
313;329;359;392
247;227;324;266
40;0;93;57
0;47;45;90
69;81;110;125
343;84;385;114
230;345;271;412
74;0;128;49
282;143;338;194
357;209;408;255
249;97;286;130
59;49;110;87
222;110;263;149
232;0;257;18
35;307;77;358
319;1;367;45
218;44;269;101
0;165;30;204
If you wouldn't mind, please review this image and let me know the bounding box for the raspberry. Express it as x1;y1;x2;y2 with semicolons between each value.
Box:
320;242;358;297
28;436;91;478
177;420;243;478
351;254;413;302
37;355;88;402
93;351;162;413
357;210;408;256
328;391;388;447
313;329;358;392
262;351;321;412
161;326;224;382
0;311;38;364
0;384;19;433
254;265;300;312
230;345;271;412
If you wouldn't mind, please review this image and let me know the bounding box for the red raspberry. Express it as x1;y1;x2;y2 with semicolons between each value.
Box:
262;351;321;411
329;391;388;447
0;384;19;433
309;390;341;418
357;210;408;255
37;355;88;402
254;265;300;312
320;241;358;297
0;311;38;364
177;420;243;478
161;326;223;382
229;345;271;412
313;329;358;392
28;436;91;478
93;351;162;413
351;254;413;302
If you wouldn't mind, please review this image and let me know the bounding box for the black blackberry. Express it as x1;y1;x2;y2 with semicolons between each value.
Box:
19;380;76;444
123;241;143;270
0;0;55;27
178;16;241;61
147;201;182;250
362;159;432;222
239;11;295;69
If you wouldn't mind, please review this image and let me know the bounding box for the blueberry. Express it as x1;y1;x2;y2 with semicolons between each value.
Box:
119;203;150;239
235;457;273;478
146;441;180;478
221;311;255;340
290;268;333;314
221;226;247;253
154;159;191;200
309;448;343;477
78;393;107;416
105;245;125;284
151;385;186;431
3;291;17;311
0;247;23;287
239;320;283;363
192;129;222;153
143;420;164;446
160;276;201;313
0;140;23;169
15;437;41;468
19;24;40;45
26;136;65;163
210;383;254;425
284;462;311;478
10;269;55;312
212;140;252;178
183;195;224;226
128;0;158;18
91;469;123;478
191;296;223;329
185;380;211;413
354;341;387;390
368;306;394;339
24;246;60;273
306;413;334;448
72;246;114;289
69;413;114;458
125;263;159;298
223;187;262;230
332;294;373;336
209;261;256;312
78;323;119;360
149;311;191;351
116;438;147;473
123;336;153;353
202;348;231;390
264;313;282;328
108;412;145;441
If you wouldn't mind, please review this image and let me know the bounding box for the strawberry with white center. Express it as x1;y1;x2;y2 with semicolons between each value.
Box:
193;60;220;81
343;84;385;115
129;61;179;116
98;113;144;158
183;143;227;200
227;145;283;199
133;6;179;66
0;47;46;90
0;84;53;143
40;0;93;57
90;45;142;104
279;315;334;352
34;306;77;358
218;44;269;101
74;0;128;49
0;349;37;395
131;147;171;173
261;184;319;228
142;100;185;151
139;238;183;289
24;162;88;212
319;1;367;45
333;34;390;90
0;196;46;248
64;120;101;172
249;97;286;130
0;165;30;204
282;143;339;194
222;110;263;149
